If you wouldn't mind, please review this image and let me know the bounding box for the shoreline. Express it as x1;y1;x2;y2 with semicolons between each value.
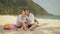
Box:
0;15;60;27
0;15;60;34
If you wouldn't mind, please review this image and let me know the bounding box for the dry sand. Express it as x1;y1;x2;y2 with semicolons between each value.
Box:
0;15;60;34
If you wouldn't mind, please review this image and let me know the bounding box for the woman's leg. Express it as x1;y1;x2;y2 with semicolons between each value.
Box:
16;22;23;30
22;22;28;31
17;22;22;28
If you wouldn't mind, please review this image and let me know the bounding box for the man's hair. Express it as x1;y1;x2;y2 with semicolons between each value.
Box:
23;8;29;10
23;8;30;13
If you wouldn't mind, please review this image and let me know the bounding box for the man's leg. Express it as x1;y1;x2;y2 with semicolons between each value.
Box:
34;19;39;24
29;22;38;30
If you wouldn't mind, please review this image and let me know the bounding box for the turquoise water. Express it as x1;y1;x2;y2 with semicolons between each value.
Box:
35;15;60;20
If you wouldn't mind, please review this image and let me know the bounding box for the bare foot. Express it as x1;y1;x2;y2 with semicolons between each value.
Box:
15;27;23;31
24;28;28;31
29;28;33;31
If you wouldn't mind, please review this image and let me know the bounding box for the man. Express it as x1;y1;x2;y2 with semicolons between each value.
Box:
24;9;38;30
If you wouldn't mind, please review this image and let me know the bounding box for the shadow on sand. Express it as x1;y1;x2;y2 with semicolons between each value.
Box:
0;23;60;34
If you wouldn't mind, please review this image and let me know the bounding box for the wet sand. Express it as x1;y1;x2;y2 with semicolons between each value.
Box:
0;15;60;34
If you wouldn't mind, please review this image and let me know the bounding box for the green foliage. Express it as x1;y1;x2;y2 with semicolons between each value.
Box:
0;0;50;15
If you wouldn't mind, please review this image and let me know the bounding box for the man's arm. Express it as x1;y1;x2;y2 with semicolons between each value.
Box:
30;13;34;24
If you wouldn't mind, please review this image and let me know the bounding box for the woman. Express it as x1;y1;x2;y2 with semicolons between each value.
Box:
16;10;28;30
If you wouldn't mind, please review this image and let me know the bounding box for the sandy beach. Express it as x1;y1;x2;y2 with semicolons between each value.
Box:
0;15;60;34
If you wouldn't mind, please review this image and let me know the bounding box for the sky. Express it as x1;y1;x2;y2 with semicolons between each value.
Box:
33;0;60;15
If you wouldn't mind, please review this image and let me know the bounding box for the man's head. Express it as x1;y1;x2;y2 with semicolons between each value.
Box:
24;9;30;15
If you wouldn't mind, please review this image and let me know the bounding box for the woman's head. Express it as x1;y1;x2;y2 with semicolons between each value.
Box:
19;10;26;16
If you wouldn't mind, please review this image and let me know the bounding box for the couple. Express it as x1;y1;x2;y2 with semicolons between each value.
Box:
17;9;38;31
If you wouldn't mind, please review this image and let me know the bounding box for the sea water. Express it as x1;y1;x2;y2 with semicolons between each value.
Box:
35;15;60;20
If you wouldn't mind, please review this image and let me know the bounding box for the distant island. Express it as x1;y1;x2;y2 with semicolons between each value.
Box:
0;0;52;15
